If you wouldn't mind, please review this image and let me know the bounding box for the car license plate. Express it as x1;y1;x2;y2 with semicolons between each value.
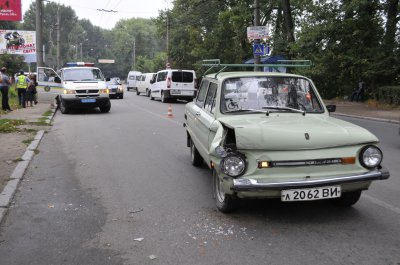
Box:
171;89;181;94
281;186;341;202
81;98;96;103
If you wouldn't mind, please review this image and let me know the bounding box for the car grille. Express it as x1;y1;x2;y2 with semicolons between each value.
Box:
76;89;99;94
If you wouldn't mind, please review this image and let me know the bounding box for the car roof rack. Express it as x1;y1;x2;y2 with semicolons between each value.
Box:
202;59;312;78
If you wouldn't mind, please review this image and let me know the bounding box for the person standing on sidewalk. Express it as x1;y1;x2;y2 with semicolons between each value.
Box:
16;71;30;108
26;74;37;107
0;67;12;112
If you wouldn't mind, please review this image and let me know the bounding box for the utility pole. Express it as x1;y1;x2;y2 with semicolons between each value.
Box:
56;7;61;69
254;0;261;71
133;39;136;70
35;0;43;67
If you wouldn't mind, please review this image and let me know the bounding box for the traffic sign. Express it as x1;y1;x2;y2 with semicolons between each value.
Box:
253;43;264;56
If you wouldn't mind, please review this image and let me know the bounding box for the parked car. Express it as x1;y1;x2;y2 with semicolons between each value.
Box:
136;73;156;96
150;69;197;102
126;71;141;91
184;62;390;213
107;77;124;99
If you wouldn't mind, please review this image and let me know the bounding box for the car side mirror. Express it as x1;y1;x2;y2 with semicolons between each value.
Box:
326;104;336;113
54;77;61;83
150;80;154;84
105;77;111;81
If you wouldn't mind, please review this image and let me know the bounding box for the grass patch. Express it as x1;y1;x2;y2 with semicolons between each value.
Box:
0;119;26;133
42;110;53;117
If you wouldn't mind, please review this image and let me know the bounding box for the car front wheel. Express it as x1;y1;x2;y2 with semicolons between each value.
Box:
333;190;362;207
99;104;111;113
213;169;239;213
59;99;69;114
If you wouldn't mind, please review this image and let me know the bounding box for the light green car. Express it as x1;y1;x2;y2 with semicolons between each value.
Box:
184;70;390;213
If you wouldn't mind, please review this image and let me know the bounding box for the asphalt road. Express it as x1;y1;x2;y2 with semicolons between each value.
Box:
0;90;399;265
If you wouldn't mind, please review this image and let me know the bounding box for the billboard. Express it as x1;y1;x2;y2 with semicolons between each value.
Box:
0;0;22;21
0;30;36;55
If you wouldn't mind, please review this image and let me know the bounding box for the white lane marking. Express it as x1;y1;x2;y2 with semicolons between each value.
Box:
129;102;182;126
362;194;400;215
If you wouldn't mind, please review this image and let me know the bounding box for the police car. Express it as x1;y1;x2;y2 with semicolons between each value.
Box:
37;62;111;114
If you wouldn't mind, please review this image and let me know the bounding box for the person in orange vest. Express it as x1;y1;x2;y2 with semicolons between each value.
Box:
16;71;30;108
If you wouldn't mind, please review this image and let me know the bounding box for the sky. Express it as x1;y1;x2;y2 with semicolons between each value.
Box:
21;0;171;29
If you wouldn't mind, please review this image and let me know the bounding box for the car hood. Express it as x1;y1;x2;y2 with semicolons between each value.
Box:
217;114;378;150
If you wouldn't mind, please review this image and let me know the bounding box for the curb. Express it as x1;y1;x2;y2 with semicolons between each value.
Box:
333;112;400;124
0;107;56;223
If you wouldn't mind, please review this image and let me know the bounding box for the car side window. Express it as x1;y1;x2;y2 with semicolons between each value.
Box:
204;82;217;114
156;72;166;82
196;79;209;108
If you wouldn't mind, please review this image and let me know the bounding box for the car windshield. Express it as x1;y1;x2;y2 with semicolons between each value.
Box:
63;68;104;81
221;76;323;114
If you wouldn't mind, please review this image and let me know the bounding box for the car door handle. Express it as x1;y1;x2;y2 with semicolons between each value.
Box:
195;112;201;116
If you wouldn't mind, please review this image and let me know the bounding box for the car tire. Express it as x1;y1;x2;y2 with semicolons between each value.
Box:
333;190;362;207
59;99;69;114
99;103;111;113
213;169;239;213
190;139;203;167
150;92;154;100
136;90;140;96
120;94;124;99
146;89;150;97
161;91;167;103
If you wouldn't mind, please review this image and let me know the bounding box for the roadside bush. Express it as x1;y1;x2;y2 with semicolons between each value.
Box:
375;86;400;105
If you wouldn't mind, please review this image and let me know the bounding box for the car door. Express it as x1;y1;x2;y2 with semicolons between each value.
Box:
186;79;209;158
196;82;218;157
152;71;166;98
37;67;62;102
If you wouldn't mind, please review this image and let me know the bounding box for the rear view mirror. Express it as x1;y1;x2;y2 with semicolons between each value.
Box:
326;104;336;113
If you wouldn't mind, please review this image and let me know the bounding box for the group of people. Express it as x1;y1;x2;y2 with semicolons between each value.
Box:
0;67;38;112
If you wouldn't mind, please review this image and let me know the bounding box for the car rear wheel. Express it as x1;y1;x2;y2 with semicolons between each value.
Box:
161;91;167;103
333;190;362;207
213;169;239;213
190;139;203;167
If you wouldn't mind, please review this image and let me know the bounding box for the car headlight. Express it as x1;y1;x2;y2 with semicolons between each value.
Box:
221;152;246;177
63;89;76;94
359;145;382;169
99;88;109;94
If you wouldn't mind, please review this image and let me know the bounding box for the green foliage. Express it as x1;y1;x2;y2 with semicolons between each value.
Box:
0;54;25;75
376;86;400;105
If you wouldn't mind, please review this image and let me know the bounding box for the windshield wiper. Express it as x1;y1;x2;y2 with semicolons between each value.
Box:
227;109;269;114
262;106;305;114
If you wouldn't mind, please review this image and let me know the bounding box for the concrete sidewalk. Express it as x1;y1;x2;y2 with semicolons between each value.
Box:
0;103;56;222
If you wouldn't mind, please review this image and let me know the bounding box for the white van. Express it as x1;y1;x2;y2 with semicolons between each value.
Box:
126;71;141;91
37;62;111;114
150;69;197;103
136;73;156;96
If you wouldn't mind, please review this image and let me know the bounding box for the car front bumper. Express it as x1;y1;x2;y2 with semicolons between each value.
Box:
231;167;390;192
61;96;110;108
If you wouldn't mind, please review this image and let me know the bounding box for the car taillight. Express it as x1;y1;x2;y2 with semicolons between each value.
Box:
167;77;171;88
